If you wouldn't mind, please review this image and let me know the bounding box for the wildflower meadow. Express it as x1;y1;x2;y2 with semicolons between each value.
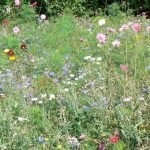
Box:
0;1;150;150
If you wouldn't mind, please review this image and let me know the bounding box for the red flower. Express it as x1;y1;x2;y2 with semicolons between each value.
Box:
109;136;118;144
29;2;37;7
2;19;9;25
20;44;27;49
8;50;14;56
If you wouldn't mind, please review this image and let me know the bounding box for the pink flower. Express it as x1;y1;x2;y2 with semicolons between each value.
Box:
80;37;85;42
112;40;120;47
96;33;107;43
119;24;129;31
14;0;20;7
13;26;20;34
131;23;141;32
146;26;150;32
29;2;37;8
79;134;86;140
120;64;128;73
108;28;116;33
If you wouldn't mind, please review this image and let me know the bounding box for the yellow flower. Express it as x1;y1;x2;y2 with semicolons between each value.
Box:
44;137;49;142
9;56;16;61
57;144;63;149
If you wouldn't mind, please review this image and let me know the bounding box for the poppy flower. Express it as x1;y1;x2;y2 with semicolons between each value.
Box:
109;136;118;144
2;19;9;25
20;44;27;49
8;50;14;56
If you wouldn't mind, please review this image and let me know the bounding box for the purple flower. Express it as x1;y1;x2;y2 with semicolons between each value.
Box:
88;82;94;87
98;142;105;150
0;84;3;90
90;102;98;107
38;136;44;143
146;65;150;70
54;78;59;83
82;89;88;94
82;106;90;109
49;72;55;77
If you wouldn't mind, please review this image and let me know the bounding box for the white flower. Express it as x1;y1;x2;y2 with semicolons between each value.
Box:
17;117;28;122
139;97;144;101
90;57;95;61
49;94;55;100
40;14;46;20
64;88;69;92
38;101;43;104
97;57;102;61
75;78;78;81
84;56;91;60
98;19;105;26
41;93;46;99
31;97;38;101
70;74;75;78
97;43;102;47
123;97;132;102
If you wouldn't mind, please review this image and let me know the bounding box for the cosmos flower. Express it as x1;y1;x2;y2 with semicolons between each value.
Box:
109;136;119;144
13;26;20;34
108;28;116;33
119;24;129;31
120;64;128;73
131;23;141;32
146;26;150;32
112;40;120;47
98;142;105;150
14;0;20;7
40;14;46;20
2;19;9;25
79;134;86;140
29;2;37;8
49;94;55;100
96;33;107;43
68;137;80;148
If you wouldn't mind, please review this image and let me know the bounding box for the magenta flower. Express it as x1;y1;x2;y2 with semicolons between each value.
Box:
131;23;141;32
96;33;107;43
13;26;20;34
120;64;128;73
112;40;120;47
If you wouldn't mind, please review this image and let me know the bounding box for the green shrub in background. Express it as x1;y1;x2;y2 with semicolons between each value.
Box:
0;0;150;22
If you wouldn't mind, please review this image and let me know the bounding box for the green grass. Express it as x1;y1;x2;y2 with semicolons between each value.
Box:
0;13;150;150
